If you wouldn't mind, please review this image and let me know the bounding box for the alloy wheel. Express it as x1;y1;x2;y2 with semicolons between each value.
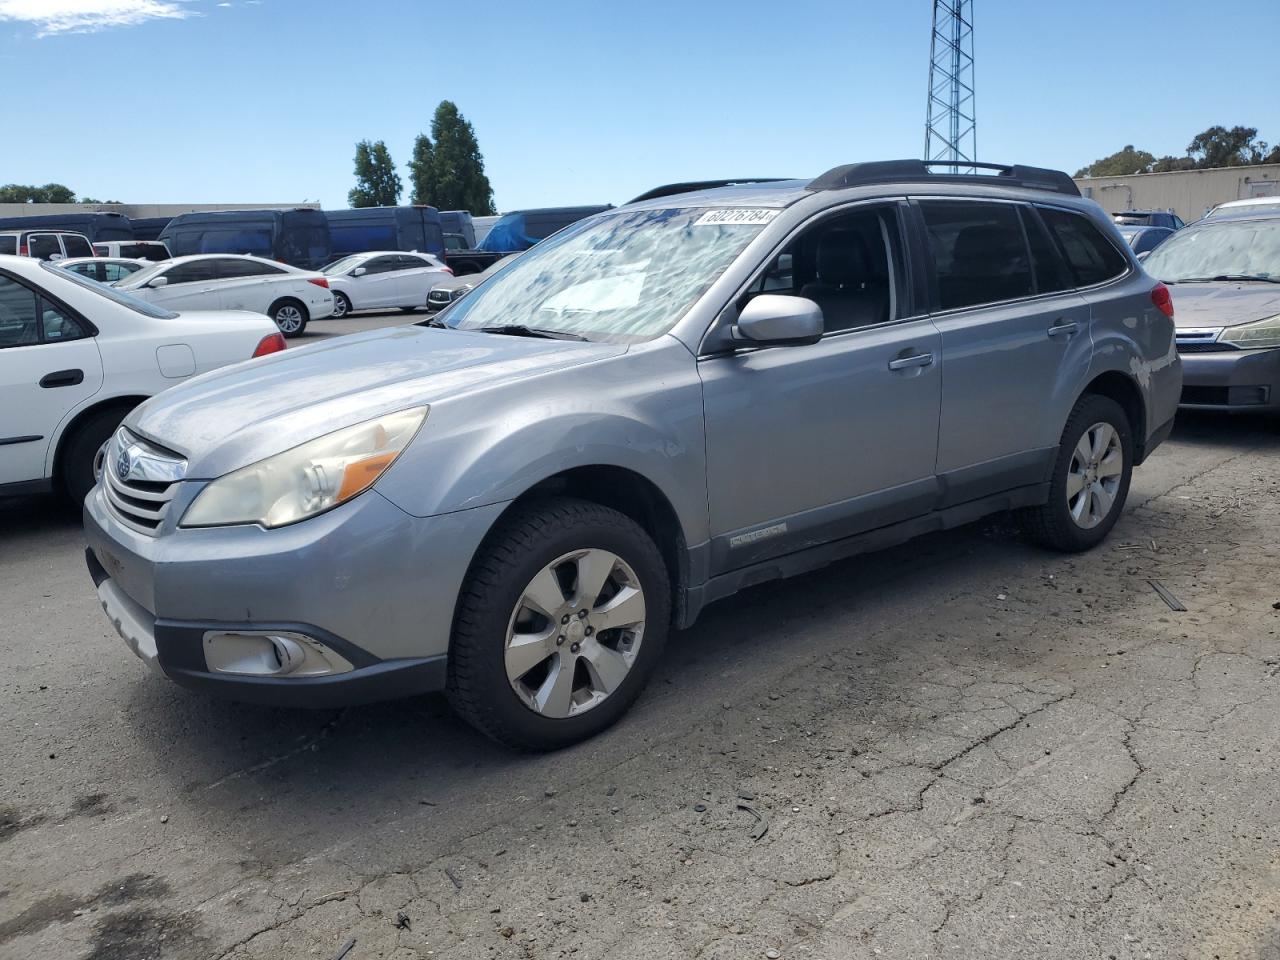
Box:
504;548;646;719
1066;421;1123;529
275;305;303;333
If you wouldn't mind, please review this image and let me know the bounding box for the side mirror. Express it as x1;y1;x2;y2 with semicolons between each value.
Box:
732;294;824;346
1135;250;1152;263
148;275;169;288
351;266;367;277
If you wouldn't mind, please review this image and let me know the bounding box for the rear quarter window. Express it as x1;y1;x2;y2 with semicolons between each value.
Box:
1040;208;1129;287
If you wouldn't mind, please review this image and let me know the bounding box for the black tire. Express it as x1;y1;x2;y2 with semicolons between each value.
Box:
61;405;131;504
331;292;352;319
447;497;671;751
1016;393;1133;552
269;298;308;337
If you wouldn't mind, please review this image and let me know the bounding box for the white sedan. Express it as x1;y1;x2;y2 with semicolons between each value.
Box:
114;254;335;337
322;251;453;318
0;255;284;502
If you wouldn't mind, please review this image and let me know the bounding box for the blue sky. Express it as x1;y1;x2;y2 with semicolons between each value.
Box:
1;0;1277;210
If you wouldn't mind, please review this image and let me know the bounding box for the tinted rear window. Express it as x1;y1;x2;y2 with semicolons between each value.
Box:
62;235;93;258
29;235;62;260
0;236;15;255
920;201;1034;310
1041;208;1129;286
1020;207;1074;294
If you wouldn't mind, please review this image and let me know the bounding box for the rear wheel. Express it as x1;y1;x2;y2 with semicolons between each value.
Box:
62;406;131;504
270;299;308;337
447;497;670;750
331;292;351;318
1016;393;1133;552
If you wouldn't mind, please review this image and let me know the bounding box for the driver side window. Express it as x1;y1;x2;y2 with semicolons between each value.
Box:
741;206;904;333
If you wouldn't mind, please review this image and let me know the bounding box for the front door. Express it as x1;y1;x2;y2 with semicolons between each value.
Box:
0;272;103;485
699;203;942;573
146;259;224;311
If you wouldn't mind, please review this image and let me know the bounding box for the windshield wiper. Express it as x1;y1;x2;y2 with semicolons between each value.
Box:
478;324;587;341
422;317;450;328
1176;275;1280;284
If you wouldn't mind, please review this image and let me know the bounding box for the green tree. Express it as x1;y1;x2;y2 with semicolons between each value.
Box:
1074;145;1156;178
411;101;496;215
348;139;402;207
1186;125;1268;168
1151;155;1196;174
0;182;77;203
408;132;435;206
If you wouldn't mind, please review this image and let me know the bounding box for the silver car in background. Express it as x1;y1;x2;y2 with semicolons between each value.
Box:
83;160;1180;749
1143;209;1280;412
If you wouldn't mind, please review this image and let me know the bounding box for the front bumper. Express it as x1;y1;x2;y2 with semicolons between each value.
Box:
1178;347;1280;411
84;482;507;707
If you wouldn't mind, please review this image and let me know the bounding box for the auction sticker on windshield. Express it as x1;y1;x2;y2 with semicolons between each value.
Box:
693;209;780;227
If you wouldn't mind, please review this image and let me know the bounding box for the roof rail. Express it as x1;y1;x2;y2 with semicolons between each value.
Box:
628;178;790;204
808;160;1079;198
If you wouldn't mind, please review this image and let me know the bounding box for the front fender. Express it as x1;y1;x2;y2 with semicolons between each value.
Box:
374;338;710;548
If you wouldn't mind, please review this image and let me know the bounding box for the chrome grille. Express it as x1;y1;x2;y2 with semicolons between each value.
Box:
427;289;453;305
101;429;187;535
1175;327;1229;352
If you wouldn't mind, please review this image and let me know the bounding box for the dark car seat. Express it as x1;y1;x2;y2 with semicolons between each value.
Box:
799;230;889;331
941;224;1030;308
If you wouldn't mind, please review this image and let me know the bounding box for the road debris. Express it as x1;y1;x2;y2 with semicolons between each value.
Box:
395;911;411;930
1148;579;1187;611
693;803;707;812
737;802;769;841
444;867;463;890
331;938;356;960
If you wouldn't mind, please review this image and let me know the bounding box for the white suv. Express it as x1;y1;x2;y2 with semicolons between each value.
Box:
114;254;335;336
0;230;94;261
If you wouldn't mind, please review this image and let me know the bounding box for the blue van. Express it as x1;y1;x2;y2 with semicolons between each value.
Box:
438;210;476;249
0;211;133;243
128;216;172;241
159;209;331;270
477;205;613;252
324;206;445;258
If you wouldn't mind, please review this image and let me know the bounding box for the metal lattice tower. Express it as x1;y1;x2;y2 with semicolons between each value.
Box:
924;0;976;172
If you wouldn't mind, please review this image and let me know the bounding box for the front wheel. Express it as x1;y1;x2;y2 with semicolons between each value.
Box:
1016;393;1133;552
447;497;671;750
270;299;308;337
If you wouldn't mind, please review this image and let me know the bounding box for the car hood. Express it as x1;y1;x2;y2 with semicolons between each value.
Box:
1169;282;1280;328
125;324;626;478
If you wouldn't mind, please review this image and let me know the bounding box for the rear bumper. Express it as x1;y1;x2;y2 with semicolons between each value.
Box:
1179;348;1280;411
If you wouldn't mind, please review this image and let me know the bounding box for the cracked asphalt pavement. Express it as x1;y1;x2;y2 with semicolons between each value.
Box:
2;410;1279;960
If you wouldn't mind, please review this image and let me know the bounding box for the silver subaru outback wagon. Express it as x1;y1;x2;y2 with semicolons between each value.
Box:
84;160;1181;750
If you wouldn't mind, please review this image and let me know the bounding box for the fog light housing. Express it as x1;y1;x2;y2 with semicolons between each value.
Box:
202;631;355;678
1227;385;1270;406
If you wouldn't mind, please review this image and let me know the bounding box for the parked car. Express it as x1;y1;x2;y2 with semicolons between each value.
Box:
0;254;284;502
0;212;133;244
114;254;335;337
1112;209;1185;230
425;254;518;313
1117;225;1174;258
0;230;94;261
322;251;452;317
1202;196;1280;220
159;209;332;270
445;205;613;276
324;206;445;258
83;159;1179;750
54;257;149;284
1142;208;1280;412
93;241;171;262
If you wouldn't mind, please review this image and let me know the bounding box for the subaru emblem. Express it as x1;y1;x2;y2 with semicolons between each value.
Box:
115;444;132;482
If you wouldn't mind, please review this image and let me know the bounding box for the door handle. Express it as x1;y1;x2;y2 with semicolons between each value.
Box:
39;368;84;388
199;287;218;293
1047;320;1079;338
887;352;934;371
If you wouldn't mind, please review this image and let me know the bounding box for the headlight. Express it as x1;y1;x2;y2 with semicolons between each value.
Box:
180;407;427;528
1219;314;1280;349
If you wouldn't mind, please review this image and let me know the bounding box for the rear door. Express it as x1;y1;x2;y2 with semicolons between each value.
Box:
0;271;103;486
915;199;1092;497
357;256;404;307
393;254;435;306
214;258;287;312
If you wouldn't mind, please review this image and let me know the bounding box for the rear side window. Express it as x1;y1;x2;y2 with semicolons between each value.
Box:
216;258;283;278
0;275;40;347
62;235;93;258
1019;207;1074;294
1040;208;1129;287
920;201;1034;310
0;236;16;255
